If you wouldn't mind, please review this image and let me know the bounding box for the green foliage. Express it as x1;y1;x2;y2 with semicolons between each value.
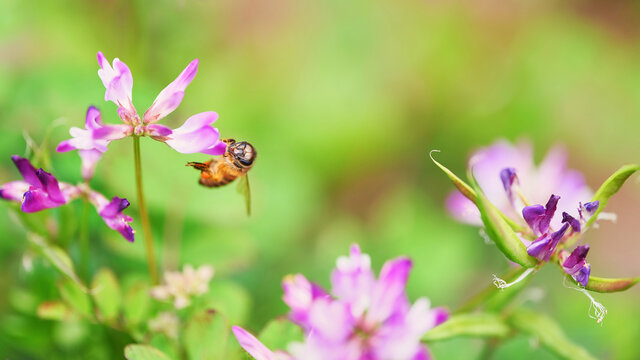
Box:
184;310;230;360
258;317;304;351
91;268;122;322
123;279;151;328
509;308;597;360
124;344;172;360
423;313;510;341
57;278;92;319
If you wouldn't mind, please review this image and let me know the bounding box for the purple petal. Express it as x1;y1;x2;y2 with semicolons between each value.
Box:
11;156;41;188
0;181;30;202
35;169;65;203
56;140;76;152
200;140;227;156
282;274;328;328
143;59;199;124
232;326;278;360
561;212;581;233
85;106;103;130
91;192;135;242
583;201;599;216
445;191;482;225
573;263;591;287
22;188;64;212
526;223;569;261
499;167;518;203
367;257;412;324
563;245;590;273
522;194;559;236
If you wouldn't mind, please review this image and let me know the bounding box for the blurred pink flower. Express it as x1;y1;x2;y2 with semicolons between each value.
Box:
233;244;448;360
150;264;215;309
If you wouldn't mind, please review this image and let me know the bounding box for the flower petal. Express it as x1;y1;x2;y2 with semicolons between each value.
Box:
232;326;278;360
445;191;482;225
35;169;65;203
143;59;199;124
97;52;137;123
522;194;559;236
0;181;30;202
200;139;227;155
526;223;569;261
11;155;42;188
90;192;135;242
331;244;376;317
22;188;64;212
146;124;173;138
92;124;131;141
164;112;220;153
78;149;103;181
367;257;412;324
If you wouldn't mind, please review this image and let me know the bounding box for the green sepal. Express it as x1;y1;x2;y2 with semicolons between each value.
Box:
583;275;639;293
585;164;640;229
509;308;597;360
430;151;526;232
430;150;477;203
422;313;510;342
124;344;172;360
471;176;537;267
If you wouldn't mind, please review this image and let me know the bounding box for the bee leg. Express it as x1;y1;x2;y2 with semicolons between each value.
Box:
186;160;214;171
222;138;236;145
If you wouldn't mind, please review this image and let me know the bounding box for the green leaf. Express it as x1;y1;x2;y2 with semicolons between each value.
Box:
423;313;510;341
184;309;229;360
584;276;639;293
472;179;537;267
36;301;72;321
91;268;121;322
586;164;640;229
123;280;151;327
124;344;172;360
27;234;86;290
509;308;597;360
58;278;92;318
258;317;304;351
430;150;477;203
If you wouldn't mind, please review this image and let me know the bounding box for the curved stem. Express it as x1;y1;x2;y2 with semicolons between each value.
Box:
133;136;159;284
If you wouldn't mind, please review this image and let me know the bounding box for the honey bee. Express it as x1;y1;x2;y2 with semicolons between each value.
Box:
186;138;256;215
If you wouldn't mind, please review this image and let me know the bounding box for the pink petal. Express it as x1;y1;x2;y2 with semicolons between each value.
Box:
232;326;278;360
11;155;41;188
97;52;137;121
22;188;64;213
92;124;131;141
85;106;103;129
366;257;412;325
330;244;376;317
445;191;481;225
171;112;218;134
143;59;199;124
146;124;173;138
308;298;354;343
200;140;227;155
0;181;30;202
163;113;220;154
78;149;103;181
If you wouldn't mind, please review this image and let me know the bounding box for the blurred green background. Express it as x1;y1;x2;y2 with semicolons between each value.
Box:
1;0;639;359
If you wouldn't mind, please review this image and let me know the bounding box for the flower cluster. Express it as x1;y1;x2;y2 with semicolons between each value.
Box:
57;52;227;181
233;244;448;360
150;264;215;309
0;156;134;241
446;140;597;286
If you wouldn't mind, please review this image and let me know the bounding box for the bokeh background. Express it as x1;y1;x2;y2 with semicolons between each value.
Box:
1;0;639;359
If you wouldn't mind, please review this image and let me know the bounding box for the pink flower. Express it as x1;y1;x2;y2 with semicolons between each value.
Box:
233;244;448;360
58;52;226;158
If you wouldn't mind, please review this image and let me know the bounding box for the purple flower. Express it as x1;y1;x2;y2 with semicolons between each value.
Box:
1;156;135;242
526;223;569;262
2;156;69;212
57;106;124;180
560;245;591;287
522;194;559;236
447;140;592;230
233;244;448;360
59;52;226;156
88;193;135;242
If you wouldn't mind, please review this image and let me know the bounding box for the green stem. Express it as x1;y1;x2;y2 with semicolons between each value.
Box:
455;267;528;314
133;136;159;284
79;195;90;282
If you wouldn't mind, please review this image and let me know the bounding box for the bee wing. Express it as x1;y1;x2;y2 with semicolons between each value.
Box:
236;174;252;216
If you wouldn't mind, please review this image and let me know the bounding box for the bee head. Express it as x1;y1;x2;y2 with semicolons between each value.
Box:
227;141;256;167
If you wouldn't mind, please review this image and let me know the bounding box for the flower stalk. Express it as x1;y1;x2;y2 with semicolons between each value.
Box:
133;136;158;284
